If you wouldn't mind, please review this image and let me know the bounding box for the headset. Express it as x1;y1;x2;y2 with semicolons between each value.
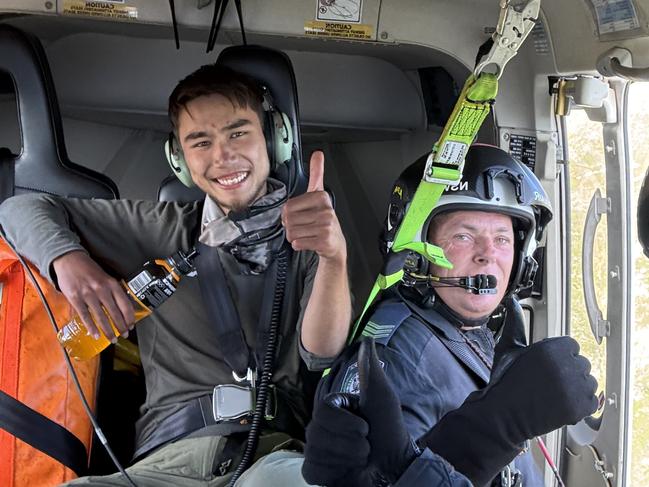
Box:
164;87;294;188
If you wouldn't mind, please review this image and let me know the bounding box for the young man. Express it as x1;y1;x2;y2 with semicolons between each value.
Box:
0;64;351;486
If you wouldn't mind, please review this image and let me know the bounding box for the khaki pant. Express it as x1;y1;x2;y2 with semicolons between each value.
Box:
63;434;313;487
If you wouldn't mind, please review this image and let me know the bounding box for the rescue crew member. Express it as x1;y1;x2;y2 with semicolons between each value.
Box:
231;144;597;486
304;144;590;486
0;63;351;486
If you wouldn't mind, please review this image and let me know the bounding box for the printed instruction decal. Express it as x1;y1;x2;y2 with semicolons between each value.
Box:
589;0;640;34
63;1;138;20
317;0;362;23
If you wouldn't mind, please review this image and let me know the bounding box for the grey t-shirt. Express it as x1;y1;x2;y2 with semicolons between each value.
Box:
0;194;324;449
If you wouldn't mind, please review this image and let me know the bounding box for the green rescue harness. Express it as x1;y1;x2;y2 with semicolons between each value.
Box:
348;0;541;344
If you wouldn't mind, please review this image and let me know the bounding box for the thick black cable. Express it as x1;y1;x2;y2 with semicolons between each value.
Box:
168;0;180;49
0;229;138;487
206;0;222;53
233;0;247;45
226;248;288;486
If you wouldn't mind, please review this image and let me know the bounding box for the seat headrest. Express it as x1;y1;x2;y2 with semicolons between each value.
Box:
0;24;119;203
217;45;307;196
157;176;205;203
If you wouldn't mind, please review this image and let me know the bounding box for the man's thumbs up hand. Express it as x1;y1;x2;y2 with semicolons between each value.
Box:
419;298;599;486
357;338;419;484
307;150;325;192
491;296;529;378
302;339;418;487
282;150;346;262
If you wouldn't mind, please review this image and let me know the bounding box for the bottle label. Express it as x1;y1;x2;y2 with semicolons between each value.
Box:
127;270;177;309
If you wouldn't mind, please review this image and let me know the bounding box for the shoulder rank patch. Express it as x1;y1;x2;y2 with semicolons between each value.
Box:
340;358;385;395
360;301;411;345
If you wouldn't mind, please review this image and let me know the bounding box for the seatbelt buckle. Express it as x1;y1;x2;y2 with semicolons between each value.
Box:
212;368;256;423
474;0;540;79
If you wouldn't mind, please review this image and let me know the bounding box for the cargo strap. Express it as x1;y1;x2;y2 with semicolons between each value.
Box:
346;0;541;345
0;390;88;476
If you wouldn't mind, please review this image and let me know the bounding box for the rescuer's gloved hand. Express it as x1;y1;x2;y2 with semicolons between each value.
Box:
302;338;418;486
356;337;419;484
419;297;599;486
302;392;373;487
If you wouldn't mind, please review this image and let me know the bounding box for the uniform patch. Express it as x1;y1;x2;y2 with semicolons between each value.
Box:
340;359;385;394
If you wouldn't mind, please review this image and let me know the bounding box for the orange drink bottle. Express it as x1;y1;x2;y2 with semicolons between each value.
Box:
57;249;196;360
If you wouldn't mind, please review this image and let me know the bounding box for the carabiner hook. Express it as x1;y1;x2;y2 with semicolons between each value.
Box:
474;0;541;79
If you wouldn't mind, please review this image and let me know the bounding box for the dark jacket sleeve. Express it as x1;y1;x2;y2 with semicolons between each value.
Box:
394;448;474;487
0;193;202;283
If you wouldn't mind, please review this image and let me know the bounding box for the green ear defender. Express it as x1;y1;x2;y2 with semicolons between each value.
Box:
164;90;294;188
164;136;195;187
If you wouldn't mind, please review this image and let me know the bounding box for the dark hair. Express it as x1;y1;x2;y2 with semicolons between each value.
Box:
168;64;265;132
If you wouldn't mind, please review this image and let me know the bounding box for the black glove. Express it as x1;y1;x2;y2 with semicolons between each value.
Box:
420;297;599;486
356;337;419;484
302;392;373;487
302;338;418;486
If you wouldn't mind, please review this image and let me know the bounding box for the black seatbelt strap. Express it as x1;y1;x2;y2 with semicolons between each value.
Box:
132;395;250;461
194;242;252;378
0;390;88;476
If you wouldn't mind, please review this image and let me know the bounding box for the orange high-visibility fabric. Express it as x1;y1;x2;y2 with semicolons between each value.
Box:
0;239;99;486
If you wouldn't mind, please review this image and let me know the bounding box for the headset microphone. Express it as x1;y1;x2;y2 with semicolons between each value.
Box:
429;274;498;295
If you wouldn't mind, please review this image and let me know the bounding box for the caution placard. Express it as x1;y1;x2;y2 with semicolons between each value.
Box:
304;20;373;40
63;1;138;20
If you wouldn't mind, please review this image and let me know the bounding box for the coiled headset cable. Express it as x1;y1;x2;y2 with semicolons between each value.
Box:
226;246;288;486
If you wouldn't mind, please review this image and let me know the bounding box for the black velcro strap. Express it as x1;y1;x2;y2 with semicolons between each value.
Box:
0;390;88;476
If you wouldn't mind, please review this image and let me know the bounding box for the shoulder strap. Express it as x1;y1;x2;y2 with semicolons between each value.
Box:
194;242;251;377
361;300;411;346
0;390;88;476
193;242;288;378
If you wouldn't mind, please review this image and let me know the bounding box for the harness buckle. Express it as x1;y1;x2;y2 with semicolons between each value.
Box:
474;0;541;79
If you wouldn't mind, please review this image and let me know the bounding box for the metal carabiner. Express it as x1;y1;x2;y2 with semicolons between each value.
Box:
474;0;541;79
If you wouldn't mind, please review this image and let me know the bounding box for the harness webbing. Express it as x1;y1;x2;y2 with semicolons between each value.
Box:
348;73;498;343
347;0;543;344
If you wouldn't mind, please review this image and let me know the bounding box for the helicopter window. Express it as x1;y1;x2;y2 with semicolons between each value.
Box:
626;81;649;487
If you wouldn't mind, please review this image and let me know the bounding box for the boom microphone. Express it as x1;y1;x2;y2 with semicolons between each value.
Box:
430;274;498;295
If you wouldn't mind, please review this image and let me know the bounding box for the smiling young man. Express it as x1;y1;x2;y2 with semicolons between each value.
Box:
0;63;351;486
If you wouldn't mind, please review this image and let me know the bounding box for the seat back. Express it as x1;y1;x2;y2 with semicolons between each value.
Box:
0;24;119;203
